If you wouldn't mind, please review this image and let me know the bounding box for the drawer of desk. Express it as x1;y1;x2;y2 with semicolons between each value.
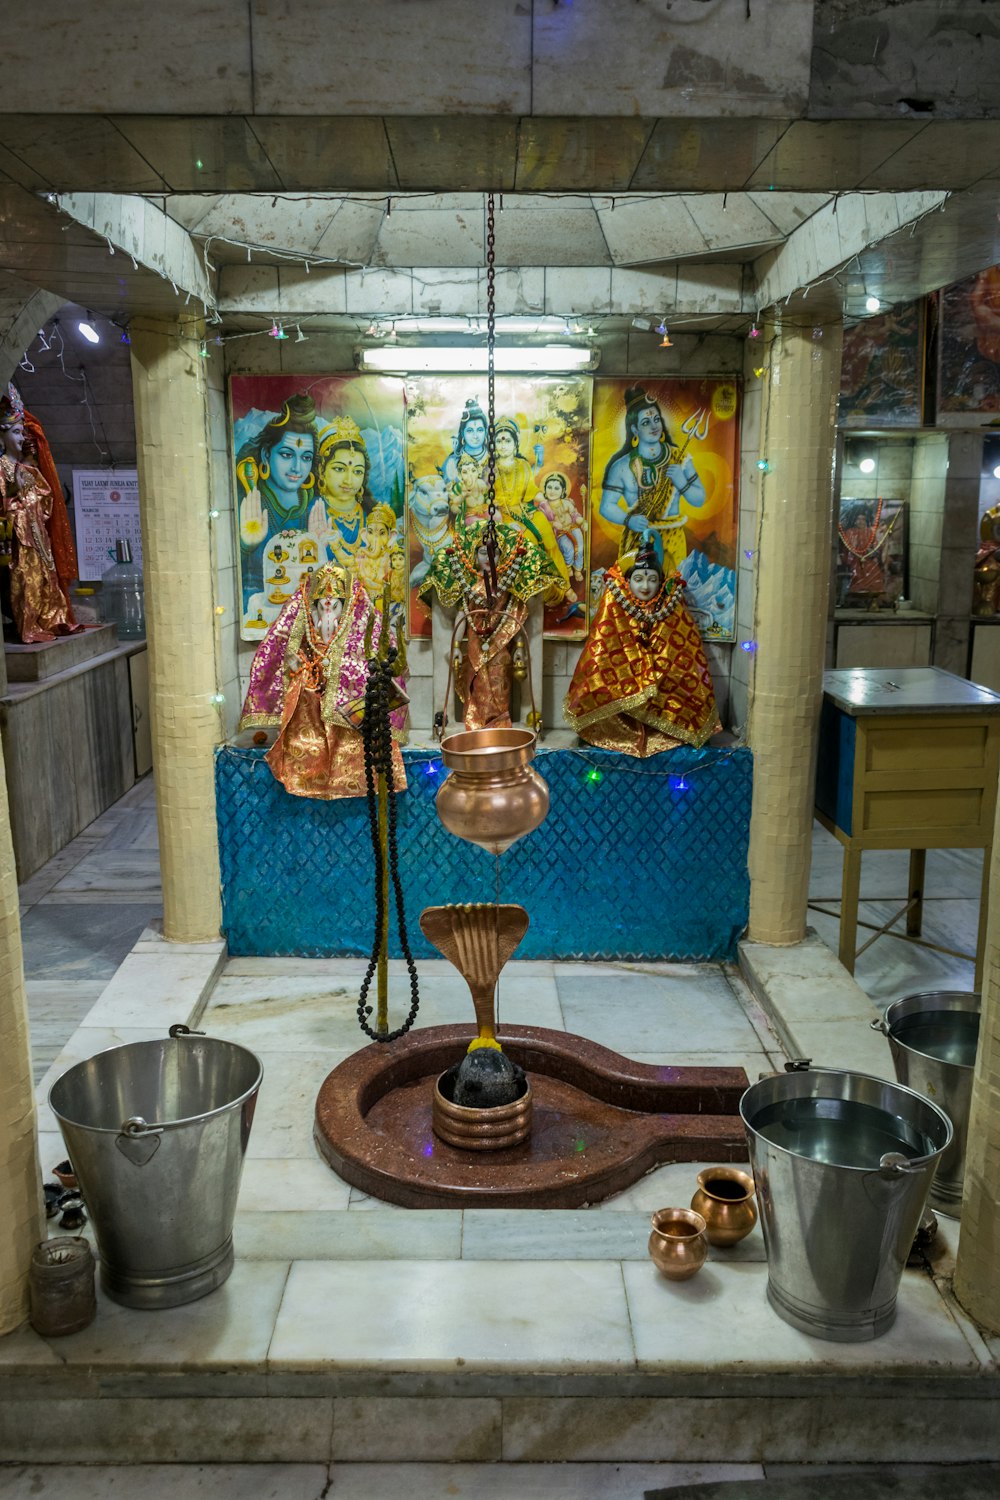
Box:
863;721;991;773
861;786;986;836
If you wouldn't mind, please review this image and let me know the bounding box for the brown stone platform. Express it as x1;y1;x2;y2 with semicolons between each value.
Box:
314;1023;750;1208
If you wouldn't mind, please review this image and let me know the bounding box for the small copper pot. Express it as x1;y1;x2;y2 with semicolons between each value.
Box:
690;1166;757;1247
432;1071;532;1151
436;728;549;855
648;1208;708;1281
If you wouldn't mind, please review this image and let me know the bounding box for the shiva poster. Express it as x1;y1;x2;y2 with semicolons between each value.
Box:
230;374;406;641
590;378;739;642
404;375;593;640
937;267;1000;423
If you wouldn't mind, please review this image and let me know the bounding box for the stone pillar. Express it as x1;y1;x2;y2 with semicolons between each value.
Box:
0;727;42;1333
130;317;222;942
746;314;844;944
955;816;1000;1330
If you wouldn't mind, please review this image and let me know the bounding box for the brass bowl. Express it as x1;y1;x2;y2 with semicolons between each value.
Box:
432;1069;533;1151
648;1207;709;1281
690;1166;757;1247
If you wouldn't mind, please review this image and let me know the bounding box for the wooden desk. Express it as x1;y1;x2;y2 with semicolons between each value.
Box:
814;666;1000;985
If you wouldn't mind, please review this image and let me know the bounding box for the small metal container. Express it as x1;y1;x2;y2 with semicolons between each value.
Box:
741;1068;951;1341
29;1236;96;1337
648;1208;709;1281
873;990;980;1216
436;728;549;855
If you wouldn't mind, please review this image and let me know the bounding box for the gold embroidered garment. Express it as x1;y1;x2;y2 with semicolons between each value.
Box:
419;520;557;730
564;564;719;758
0;455;75;642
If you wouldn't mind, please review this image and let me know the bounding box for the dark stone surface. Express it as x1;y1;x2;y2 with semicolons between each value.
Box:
451;1049;525;1108
21;901;162;979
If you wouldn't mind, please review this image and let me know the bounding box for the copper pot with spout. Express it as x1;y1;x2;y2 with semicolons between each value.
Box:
436;727;549;855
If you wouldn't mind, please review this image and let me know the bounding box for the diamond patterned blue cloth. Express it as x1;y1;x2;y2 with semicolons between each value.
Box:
216;743;752;961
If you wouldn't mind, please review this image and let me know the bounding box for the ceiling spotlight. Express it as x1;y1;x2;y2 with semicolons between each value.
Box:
77;318;100;344
993;465;1000;480
659;329;673;348
859;457;876;474
865;296;881;313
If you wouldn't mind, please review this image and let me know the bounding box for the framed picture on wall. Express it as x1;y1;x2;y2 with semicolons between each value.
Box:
590;377;739;641
937;266;1000;424
838;301;924;428
836;497;908;610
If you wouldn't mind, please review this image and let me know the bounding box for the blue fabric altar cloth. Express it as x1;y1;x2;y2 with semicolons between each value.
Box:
215;743;752;962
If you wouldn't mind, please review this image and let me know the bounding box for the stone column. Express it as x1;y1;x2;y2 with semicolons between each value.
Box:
746;314;844;944
130;317;222;942
955;819;1000;1330
0;728;42;1333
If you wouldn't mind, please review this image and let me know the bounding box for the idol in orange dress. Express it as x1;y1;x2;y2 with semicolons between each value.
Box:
564;539;719;757
0;386;78;643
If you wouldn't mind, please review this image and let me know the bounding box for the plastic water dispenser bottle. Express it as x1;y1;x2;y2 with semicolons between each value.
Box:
101;539;146;640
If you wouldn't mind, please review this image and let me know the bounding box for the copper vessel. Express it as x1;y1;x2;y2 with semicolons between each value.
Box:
432;1071;532;1150
690;1166;758;1247
436;728;549;855
648;1208;709;1281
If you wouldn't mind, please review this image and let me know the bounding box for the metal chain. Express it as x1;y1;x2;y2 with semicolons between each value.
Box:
483;192;499;602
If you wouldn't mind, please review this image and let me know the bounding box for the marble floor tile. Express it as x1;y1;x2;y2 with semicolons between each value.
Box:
269;1260;635;1371
623;1260;987;1373
207;973;563;1052
237;1155;353;1212
322;1463;766;1499
28;1260;289;1368
808;907;975;1005
0;1470;328;1494
234;1209;461;1261
83;951;224;1026
49;849;163;895
20;903;164;980
27;980;108;1081
239;1050;351;1159
557;967;762;1054
461;1208;651;1260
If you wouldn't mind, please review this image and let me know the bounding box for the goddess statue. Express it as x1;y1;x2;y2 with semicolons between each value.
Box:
239;562;408;799
564;538;719;758
419;518;561;732
0;385;79;643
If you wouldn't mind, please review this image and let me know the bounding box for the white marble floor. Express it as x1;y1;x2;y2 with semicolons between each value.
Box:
10;786;998;1485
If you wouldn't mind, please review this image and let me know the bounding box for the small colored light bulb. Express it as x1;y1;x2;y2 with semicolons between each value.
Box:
740;639;758;653
585;766;604;786
757;459;769;472
211;692;226;704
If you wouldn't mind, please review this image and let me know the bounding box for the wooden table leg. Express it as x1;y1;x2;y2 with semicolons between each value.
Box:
907;847;926;937
976;846;991;990
839;845;863;973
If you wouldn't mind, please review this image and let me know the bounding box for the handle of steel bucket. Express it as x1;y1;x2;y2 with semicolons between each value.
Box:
870;1018;889;1035
168;1024;206;1038
115;1115;165;1166
879;1152;921;1177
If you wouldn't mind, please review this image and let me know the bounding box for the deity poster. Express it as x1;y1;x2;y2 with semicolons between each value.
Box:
404;375;593;640
838;302;924;428
230;374;405;640
590;378;739;641
937;267;1000;422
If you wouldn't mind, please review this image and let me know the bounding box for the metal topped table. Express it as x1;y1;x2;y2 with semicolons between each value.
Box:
814;667;1000;984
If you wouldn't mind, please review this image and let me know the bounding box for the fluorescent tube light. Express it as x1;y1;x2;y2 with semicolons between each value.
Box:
77;320;100;344
358;345;597;373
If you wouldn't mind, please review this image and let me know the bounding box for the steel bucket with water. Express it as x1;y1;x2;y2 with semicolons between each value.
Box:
873;990;980;1216
49;1026;262;1310
740;1068;952;1342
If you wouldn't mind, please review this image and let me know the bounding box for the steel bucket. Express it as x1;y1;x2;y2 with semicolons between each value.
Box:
49;1027;262;1310
873;990;980;1217
740;1068;952;1342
